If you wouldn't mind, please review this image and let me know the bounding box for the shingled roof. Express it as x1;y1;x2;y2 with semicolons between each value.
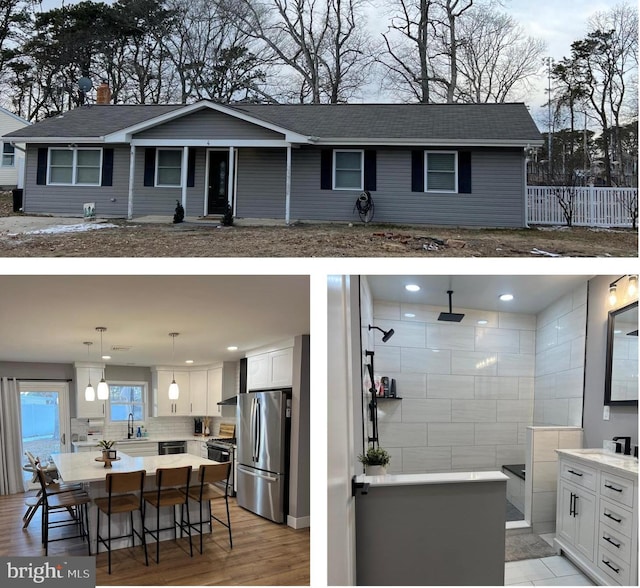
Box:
4;101;542;144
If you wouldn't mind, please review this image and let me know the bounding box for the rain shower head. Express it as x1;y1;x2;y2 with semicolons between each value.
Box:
438;290;465;323
368;324;395;342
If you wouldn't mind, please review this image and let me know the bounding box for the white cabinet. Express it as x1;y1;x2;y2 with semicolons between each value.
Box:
246;347;293;390
153;370;190;416
207;367;222;417
555;452;637;586
115;441;157;457
75;365;107;418
189;370;208;415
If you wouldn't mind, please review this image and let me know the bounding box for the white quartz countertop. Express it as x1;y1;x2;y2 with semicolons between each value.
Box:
556;448;638;476
356;471;509;487
72;435;216;447
52;451;219;484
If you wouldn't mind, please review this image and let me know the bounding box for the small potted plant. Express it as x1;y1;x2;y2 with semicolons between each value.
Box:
97;440;116;461
358;446;390;475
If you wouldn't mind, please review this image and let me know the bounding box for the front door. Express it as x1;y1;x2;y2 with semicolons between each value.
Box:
208;151;229;215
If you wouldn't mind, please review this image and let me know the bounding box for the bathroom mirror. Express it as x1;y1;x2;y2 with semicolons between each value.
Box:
605;300;638;406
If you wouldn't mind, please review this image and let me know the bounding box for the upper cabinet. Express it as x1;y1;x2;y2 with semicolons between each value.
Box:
207;367;222;417
75;363;107;418
153;369;191;416
246;346;293;390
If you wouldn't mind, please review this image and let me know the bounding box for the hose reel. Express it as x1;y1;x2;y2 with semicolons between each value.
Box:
354;190;374;223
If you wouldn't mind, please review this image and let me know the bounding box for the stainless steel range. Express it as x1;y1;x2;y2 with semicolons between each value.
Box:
206;438;236;496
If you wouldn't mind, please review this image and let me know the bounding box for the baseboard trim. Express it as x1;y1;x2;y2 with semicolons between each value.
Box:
287;514;310;529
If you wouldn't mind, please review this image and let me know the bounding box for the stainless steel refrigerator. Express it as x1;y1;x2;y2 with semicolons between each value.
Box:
237;389;291;523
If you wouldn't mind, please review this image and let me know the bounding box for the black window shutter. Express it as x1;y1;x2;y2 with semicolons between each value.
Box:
320;149;332;190
143;148;156;186
364;150;377;191
411;150;424;192
101;148;114;186
36;148;48;185
458;151;472;194
187;148;196;188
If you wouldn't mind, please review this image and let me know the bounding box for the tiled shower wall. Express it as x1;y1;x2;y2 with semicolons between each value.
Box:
370;298;536;474
533;284;588;426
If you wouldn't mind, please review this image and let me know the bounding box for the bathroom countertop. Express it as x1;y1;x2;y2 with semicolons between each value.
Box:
556;448;638;476
356;471;508;487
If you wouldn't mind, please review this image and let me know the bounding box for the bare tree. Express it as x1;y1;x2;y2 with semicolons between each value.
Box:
456;8;546;103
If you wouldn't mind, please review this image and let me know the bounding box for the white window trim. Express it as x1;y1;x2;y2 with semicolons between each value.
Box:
1;142;15;167
107;380;148;423
333;149;364;191
47;147;103;186
155;148;183;188
424;150;458;193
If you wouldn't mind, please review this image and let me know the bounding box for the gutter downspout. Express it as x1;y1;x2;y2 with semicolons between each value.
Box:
285;144;292;225
227;146;235;214
127;145;135;220
523;147;530;228
181;146;189;210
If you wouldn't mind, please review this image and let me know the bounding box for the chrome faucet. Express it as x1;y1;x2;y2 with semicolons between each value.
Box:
128;413;134;439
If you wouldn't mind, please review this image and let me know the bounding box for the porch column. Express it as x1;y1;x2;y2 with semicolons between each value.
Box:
227;146;235;213
285;144;292;225
181;146;189;211
127;145;135;220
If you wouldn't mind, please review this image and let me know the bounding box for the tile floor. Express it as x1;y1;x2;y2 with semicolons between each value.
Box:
505;534;596;586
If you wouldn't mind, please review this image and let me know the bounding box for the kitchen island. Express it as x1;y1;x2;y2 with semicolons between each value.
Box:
52;451;220;552
354;471;508;585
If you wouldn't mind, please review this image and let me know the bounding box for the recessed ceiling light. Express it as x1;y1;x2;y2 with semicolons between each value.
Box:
404;312;416;318
405;284;420;292
185;359;194;364
101;355;111;360
499;294;514;302
477;320;488;325
227;346;238;351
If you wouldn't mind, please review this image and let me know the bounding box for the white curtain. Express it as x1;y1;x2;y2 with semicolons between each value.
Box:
0;377;25;494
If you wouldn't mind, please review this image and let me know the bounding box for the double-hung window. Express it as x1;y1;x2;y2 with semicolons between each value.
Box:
2;142;15;167
425;151;457;192
156;149;182;187
333;150;364;190
108;382;147;422
48;147;102;185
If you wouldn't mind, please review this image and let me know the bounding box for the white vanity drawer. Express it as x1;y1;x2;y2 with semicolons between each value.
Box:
599;498;633;538
598;545;631;586
599;521;632;564
560;460;597;491
600;471;635;509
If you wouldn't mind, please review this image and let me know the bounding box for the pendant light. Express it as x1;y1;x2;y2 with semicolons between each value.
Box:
168;332;180;399
83;341;95;401
95;327;110;400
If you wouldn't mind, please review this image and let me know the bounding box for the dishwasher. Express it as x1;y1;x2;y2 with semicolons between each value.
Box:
158;440;186;455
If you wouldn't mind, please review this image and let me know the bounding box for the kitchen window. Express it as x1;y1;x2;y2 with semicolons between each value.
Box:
48;147;102;185
425;151;458;192
155;148;183;187
108;382;147;422
333;150;364;190
2;142;15;167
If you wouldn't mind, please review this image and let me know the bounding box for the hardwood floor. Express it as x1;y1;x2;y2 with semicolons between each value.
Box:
0;492;310;585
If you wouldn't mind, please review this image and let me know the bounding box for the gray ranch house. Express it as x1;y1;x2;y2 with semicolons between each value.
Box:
3;101;543;227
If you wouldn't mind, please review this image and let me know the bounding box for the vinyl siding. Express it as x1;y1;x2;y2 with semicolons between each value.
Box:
134;109;285;141
0;110;29;188
23;144;130;216
289;147;526;227
235;148;287;218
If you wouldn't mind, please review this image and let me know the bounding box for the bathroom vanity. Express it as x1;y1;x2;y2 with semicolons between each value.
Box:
555;449;638;586
354;471;508;585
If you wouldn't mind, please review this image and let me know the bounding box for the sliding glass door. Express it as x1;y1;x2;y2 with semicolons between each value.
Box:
19;381;70;484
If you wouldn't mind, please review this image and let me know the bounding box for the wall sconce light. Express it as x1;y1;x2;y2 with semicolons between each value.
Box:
608;275;638;307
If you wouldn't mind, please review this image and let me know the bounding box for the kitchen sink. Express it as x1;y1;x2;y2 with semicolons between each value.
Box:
117;437;149;442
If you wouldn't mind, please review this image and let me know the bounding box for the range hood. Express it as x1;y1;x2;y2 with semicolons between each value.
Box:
217;396;237;406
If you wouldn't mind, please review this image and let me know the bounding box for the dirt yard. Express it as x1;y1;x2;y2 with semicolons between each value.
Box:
0;192;636;257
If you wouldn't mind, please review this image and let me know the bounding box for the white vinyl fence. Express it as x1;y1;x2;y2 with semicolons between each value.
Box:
527;186;637;227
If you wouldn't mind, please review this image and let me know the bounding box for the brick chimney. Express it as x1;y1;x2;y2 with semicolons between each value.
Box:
96;81;111;105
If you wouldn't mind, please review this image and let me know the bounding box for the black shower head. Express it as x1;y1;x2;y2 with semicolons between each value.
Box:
368;325;395;342
438;290;465;323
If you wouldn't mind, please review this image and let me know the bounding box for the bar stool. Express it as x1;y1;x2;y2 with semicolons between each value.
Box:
143;466;193;563
94;470;148;574
181;462;233;554
35;464;91;556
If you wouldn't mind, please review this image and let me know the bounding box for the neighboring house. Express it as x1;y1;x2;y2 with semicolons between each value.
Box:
0;106;30;190
2;100;543;227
